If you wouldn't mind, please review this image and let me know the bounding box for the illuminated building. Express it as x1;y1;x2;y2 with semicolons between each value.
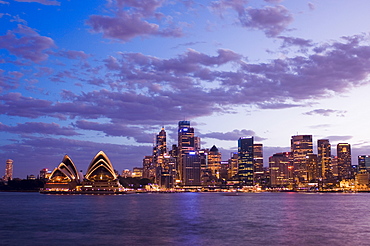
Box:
238;137;254;186
269;152;292;187
132;167;143;178
228;153;238;179
142;156;154;179
291;135;313;182
253;143;264;185
4;159;13;181
153;127;167;184
183;151;201;186
317;139;332;181
306;153;318;183
358;155;370;171
177;121;197;184
44;155;82;191
158;155;176;188
337;143;352;180
80;151;124;193
121;169;132;178
208;145;221;178
39;168;52;180
42;151;125;194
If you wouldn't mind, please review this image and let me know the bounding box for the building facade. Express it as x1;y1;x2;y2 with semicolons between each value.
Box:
238;137;254;186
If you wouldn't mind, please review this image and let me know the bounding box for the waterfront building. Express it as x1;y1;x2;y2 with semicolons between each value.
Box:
132;167;143;178
177;121;198;184
44;155;82;191
317;139;332;180
208;145;221;178
253;143;264;185
291;135;313;182
121;169;132;178
182;151;201;186
39;168;52;180
228;152;238;179
337;143;352;180
4;159;13;181
306;153;319;183
153;127;169;184
142;156;154;179
358;155;370;171
80;151;124;193
269;152;292;187
238;137;254;186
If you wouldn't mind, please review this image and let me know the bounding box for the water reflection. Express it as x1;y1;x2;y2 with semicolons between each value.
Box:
1;192;370;245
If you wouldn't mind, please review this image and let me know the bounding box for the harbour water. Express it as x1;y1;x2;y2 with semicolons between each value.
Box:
1;192;370;245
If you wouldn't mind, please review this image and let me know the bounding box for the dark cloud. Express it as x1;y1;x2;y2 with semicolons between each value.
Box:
86;0;183;42
0;122;80;136
308;2;315;11
304;109;347;117
0;24;55;63
14;0;60;5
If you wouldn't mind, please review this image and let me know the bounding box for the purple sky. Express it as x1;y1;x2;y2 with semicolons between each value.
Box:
2;0;370;178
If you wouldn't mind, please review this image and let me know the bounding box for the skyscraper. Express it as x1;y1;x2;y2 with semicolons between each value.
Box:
153;127;167;184
4;159;13;181
337;143;352;180
291;135;313;182
177;121;197;184
306;153;318;182
238;137;254;186
182;151;201;186
208;145;221;178
269;152;292;187
317;139;332;180
358;155;370;171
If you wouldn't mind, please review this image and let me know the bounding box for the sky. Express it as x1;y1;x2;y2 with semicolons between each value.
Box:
2;0;370;178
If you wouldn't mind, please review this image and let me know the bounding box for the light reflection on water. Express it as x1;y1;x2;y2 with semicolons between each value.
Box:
1;192;370;245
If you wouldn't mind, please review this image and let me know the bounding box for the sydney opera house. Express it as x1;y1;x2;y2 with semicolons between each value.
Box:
41;151;126;194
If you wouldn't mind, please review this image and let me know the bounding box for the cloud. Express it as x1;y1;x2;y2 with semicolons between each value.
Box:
56;50;90;60
86;0;183;42
74;120;154;143
0;122;80;136
0;24;55;63
212;2;293;37
14;0;60;6
308;2;315;11
278;36;314;48
200;129;266;142
323;135;353;142
241;5;293;37
303;109;347;117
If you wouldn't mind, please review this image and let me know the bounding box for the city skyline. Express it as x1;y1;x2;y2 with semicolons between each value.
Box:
2;0;370;178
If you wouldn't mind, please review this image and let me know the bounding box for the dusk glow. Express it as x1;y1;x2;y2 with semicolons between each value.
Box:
2;0;370;178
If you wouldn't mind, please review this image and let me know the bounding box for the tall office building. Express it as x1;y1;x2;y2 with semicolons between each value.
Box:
358;155;370;171
153;127;167;184
253;143;264;185
238;137;254;186
291;135;313;182
182;151;201;186
177;121;197;184
269;152;292;187
4;159;13;181
337;143;352;180
317;139;332;180
208;145;221;178
306;153;318;182
228;152;239;179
